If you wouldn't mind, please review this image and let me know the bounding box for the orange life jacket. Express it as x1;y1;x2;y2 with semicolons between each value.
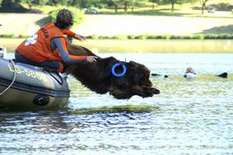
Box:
16;23;66;63
62;29;76;37
16;23;87;72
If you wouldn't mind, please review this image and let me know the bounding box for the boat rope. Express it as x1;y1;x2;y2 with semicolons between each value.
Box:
48;72;63;85
0;60;17;96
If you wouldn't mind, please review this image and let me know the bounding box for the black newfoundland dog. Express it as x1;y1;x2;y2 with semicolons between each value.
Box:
65;45;160;99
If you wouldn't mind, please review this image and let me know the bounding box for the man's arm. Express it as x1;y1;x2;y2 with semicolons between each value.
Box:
52;38;87;64
62;29;86;41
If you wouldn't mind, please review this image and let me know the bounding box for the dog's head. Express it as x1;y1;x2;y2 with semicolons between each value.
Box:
108;60;160;99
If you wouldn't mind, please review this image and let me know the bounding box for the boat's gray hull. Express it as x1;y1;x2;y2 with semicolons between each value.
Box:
0;58;70;110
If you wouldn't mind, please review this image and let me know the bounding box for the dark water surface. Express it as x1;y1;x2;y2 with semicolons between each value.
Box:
0;53;233;155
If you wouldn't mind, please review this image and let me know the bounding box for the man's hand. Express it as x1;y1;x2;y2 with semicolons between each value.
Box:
75;34;86;41
86;56;97;63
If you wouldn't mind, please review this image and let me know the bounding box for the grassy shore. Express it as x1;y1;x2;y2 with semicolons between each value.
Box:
2;38;233;53
1;0;233;37
77;39;233;53
1;14;233;37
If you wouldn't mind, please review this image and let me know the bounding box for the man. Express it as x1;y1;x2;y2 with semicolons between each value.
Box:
184;67;197;79
15;9;96;72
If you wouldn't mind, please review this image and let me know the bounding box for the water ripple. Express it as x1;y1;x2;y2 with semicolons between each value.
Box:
1;53;233;154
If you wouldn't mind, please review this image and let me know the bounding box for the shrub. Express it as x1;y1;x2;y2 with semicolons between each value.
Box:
0;34;15;38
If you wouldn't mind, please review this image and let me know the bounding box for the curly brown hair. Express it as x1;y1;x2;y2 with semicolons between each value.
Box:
55;9;73;29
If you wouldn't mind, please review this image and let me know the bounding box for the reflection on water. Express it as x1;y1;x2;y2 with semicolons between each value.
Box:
0;53;233;155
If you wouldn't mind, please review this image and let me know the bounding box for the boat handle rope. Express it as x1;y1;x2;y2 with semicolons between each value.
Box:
48;72;63;85
0;60;17;96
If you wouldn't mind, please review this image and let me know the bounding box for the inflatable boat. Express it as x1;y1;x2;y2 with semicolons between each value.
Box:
0;57;70;111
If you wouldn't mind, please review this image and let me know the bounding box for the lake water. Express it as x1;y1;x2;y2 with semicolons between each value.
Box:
0;53;233;155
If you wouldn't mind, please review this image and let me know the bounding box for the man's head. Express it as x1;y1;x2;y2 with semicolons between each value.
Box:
185;67;195;74
55;9;73;29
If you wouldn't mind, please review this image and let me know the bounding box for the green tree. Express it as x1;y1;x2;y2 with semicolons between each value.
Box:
130;0;142;12
111;0;121;13
171;0;176;11
160;0;188;12
162;0;177;11
110;0;146;13
0;0;28;12
122;0;129;12
122;0;143;13
60;0;67;5
69;0;80;7
1;0;16;8
200;0;208;14
149;0;160;9
80;0;88;8
31;0;49;5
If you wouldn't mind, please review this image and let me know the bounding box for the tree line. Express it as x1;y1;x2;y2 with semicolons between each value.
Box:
0;0;228;14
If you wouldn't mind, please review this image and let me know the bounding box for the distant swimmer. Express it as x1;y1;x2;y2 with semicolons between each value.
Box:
217;72;228;78
151;73;168;78
184;67;197;79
